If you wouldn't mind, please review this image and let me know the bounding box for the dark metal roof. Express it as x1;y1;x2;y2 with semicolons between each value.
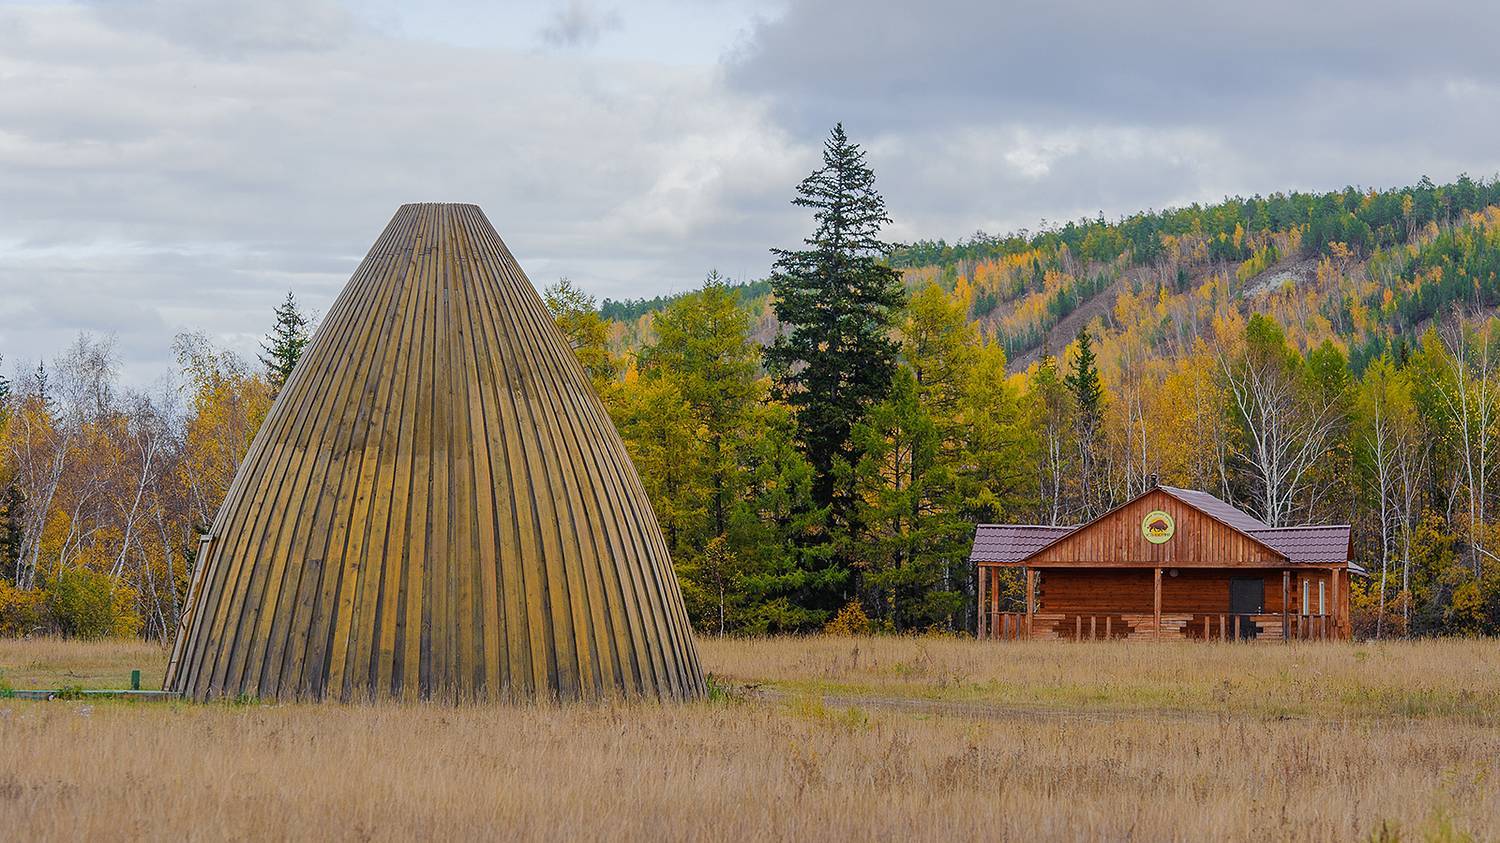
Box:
1157;485;1270;531
971;524;1076;563
1246;526;1353;565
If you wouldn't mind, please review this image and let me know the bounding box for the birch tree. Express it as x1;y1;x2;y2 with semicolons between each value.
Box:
1434;313;1498;577
1218;315;1342;527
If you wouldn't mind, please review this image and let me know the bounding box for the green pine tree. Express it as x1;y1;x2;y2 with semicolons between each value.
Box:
1064;327;1103;424
1064;327;1106;513
0;354;10;442
259;291;311;397
765;123;907;529
31;362;48;406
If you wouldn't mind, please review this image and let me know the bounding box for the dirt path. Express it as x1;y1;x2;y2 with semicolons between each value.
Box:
738;684;1345;726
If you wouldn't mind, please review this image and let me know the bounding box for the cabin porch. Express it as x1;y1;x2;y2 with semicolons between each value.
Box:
977;565;1349;642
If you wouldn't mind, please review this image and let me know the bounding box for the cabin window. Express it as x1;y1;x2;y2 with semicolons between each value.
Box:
1319;581;1326;615
1302;580;1309;615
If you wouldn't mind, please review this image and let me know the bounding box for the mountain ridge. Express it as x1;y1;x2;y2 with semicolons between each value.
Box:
597;174;1500;374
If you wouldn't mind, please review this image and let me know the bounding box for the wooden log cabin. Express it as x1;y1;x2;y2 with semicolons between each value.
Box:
972;483;1360;642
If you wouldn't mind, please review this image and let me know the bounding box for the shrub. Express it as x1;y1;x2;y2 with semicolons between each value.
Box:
822;599;872;636
0;579;47;637
43;567;141;639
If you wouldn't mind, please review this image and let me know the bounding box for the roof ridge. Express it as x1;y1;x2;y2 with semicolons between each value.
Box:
1248;525;1352;531
977;523;1077;529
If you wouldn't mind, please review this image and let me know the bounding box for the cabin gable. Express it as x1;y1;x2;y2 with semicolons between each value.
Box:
1020;489;1287;567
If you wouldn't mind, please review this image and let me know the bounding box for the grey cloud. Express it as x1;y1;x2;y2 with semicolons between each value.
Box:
0;4;807;383
13;0;1500;387
89;0;356;56
725;0;1500;241
539;1;623;48
728;0;1500;130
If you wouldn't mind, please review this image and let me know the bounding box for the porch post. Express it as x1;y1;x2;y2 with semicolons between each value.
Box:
1025;567;1036;639
1153;567;1162;640
977;566;987;639
991;567;1001;637
1282;570;1291;643
1330;566;1342;641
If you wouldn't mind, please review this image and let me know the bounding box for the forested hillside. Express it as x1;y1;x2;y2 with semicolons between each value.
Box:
587;172;1500;638
3;134;1500;643
608;174;1500;371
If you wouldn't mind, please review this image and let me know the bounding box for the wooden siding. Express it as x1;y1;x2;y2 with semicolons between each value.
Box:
1033;567;1337;614
1021;489;1286;567
1036;569;1154;613
164;204;704;704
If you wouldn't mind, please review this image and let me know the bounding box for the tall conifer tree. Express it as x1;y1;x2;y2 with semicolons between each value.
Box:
1065;327;1106;514
766;124;907;521
259;291;310;397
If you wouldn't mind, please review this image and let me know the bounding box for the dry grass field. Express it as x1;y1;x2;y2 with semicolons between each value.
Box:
2;636;1497;841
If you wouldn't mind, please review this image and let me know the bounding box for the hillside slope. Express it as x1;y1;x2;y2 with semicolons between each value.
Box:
600;175;1500;375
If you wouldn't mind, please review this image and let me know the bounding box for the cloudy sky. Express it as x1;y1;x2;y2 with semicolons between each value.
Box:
2;0;1498;383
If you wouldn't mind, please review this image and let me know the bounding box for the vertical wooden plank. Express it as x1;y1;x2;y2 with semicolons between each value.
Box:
1025;567;1035;639
976;567;987;639
1153;567;1162;640
1330;567;1342;641
990;567;1000;639
1282;570;1290;643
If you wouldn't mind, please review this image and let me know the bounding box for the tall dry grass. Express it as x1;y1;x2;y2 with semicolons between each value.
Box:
700;635;1500;720
0;637;166;690
0;636;1496;841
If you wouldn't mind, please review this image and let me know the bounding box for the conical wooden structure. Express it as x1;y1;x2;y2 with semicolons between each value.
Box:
165;203;704;702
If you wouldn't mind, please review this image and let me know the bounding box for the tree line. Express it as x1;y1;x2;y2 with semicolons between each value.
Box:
550;127;1500;638
0;295;306;638
3;126;1499;640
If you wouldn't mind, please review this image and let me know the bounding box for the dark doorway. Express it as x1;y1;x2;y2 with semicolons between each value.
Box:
1229;577;1265;640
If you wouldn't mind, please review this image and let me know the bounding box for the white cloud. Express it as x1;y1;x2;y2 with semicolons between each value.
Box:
88;0;357;56
6;0;1500;385
0;2;805;382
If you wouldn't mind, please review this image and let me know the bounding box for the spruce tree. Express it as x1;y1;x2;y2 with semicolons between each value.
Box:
31;362;48;406
1064;327;1103;423
766;123;907;518
259;291;310;396
1064;327;1105;514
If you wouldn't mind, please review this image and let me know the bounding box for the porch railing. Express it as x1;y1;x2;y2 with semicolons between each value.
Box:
979;611;1341;642
1290;613;1337;641
980;611;1028;640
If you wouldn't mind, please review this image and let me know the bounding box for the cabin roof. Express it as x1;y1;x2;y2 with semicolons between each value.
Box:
971;487;1353;567
1157;485;1270;531
1246;526;1355;565
970;524;1075;564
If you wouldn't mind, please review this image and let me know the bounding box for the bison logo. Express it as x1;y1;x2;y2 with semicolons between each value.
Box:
1142;510;1175;544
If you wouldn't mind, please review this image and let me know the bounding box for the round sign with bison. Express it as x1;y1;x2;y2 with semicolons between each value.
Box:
1142;510;1175;544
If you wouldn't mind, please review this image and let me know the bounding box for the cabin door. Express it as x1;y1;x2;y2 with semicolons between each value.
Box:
1229;578;1264;639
